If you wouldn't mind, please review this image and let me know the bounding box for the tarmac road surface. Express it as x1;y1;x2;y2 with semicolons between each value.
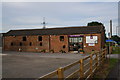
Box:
2;51;88;78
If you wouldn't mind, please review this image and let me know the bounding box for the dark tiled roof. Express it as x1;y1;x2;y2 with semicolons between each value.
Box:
3;26;105;36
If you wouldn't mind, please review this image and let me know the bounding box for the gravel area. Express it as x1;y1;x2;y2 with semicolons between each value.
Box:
2;51;89;78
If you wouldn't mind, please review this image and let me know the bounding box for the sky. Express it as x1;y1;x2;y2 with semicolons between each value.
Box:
0;0;119;36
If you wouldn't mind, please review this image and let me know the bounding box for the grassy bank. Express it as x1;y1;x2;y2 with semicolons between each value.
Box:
93;58;118;79
93;46;119;79
109;58;118;68
112;46;120;54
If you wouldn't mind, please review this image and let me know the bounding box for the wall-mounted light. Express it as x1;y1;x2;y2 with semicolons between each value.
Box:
90;34;93;39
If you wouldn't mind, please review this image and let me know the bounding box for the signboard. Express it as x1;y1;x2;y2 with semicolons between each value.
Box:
88;43;95;46
86;36;98;43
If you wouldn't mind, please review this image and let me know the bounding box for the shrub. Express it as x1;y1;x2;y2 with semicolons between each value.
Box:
50;49;54;53
40;49;46;53
59;50;66;53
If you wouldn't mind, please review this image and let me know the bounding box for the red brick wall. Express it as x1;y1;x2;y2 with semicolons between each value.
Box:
3;35;50;52
101;30;105;49
50;35;68;53
3;33;104;53
83;34;102;53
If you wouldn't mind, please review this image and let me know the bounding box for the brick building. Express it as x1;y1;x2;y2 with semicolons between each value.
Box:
3;26;105;53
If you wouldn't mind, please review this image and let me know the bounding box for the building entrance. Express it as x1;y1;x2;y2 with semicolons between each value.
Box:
69;36;83;51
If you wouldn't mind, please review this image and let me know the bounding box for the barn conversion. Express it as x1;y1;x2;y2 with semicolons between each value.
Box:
3;26;105;53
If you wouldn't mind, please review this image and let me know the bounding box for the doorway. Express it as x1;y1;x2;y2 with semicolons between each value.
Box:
69;37;83;51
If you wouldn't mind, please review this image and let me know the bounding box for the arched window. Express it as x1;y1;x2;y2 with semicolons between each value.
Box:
23;36;27;41
40;42;42;46
20;42;22;46
11;42;13;46
38;36;42;41
29;42;32;46
60;36;64;41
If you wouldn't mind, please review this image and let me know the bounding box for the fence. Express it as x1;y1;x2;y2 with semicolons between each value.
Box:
37;48;108;80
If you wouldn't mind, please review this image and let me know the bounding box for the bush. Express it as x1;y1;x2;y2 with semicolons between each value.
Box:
50;49;54;53
40;49;46;53
59;50;66;53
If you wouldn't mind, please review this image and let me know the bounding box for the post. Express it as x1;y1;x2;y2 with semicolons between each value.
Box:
89;54;93;77
105;48;107;59
102;49;105;62
101;50;104;63
108;43;111;60
58;67;64;80
80;59;84;79
96;52;99;67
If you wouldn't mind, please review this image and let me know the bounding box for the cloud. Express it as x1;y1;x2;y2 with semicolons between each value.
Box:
2;2;118;35
2;0;120;2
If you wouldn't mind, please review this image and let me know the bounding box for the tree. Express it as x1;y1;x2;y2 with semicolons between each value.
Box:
87;21;107;41
87;21;104;26
111;35;120;45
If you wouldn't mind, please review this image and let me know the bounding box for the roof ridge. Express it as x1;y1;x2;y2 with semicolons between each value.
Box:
8;26;102;31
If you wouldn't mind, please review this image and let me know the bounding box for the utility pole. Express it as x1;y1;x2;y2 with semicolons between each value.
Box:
116;26;118;35
108;20;112;59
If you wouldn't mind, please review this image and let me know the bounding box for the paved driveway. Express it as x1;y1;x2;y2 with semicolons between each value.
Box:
2;51;88;78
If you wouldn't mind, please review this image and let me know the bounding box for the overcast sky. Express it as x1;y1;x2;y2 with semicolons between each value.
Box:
0;1;119;36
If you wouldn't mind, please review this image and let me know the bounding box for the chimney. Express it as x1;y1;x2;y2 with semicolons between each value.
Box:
110;20;112;38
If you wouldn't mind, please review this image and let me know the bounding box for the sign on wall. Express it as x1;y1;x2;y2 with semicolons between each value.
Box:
86;36;98;43
88;43;95;46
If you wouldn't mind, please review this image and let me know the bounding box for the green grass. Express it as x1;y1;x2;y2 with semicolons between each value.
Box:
112;46;120;54
109;58;118;69
93;58;118;79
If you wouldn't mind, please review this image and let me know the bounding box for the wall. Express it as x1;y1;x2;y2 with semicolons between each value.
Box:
3;35;50;52
3;35;69;53
50;35;68;53
83;34;102;53
3;33;104;53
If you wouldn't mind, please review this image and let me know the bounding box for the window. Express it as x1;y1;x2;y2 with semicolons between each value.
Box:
11;42;13;46
29;42;32;46
63;45;66;48
38;36;42;41
69;37;82;43
23;36;27;41
74;38;77;42
60;36;64;41
69;38;72;42
40;42;42;46
20;42;22;46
